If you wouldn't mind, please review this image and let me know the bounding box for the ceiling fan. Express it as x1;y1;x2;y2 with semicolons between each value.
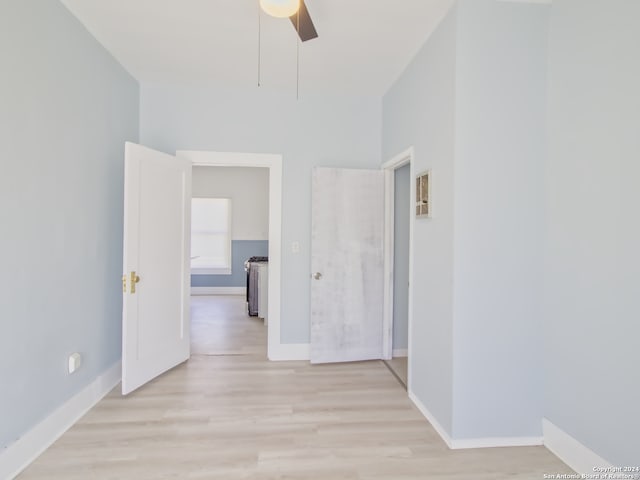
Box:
260;0;318;42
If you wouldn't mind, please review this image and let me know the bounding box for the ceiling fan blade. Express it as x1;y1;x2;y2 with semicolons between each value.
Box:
289;0;318;42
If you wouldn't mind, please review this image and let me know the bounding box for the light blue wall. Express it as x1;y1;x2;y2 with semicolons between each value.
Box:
383;5;458;435
140;85;382;344
392;164;410;351
452;0;548;439
0;0;139;450
191;240;268;288
383;0;548;441
544;0;640;465
191;166;269;288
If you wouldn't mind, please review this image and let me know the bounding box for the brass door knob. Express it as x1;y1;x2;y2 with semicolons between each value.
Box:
130;271;141;294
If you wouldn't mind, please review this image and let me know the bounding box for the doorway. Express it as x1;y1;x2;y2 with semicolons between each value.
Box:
384;163;410;386
189;165;270;357
121;145;283;394
178;150;283;361
382;148;414;390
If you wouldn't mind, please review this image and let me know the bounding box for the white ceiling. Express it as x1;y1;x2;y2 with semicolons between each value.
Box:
60;0;455;97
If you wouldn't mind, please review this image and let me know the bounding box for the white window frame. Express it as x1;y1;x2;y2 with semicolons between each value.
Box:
191;197;232;275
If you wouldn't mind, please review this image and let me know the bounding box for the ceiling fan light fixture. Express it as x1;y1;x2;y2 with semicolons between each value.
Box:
260;0;300;18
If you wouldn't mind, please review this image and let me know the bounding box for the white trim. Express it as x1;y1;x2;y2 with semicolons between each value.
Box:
382;167;395;360
381;148;413;170
409;389;543;450
268;343;310;361
408;390;454;449
178;150;282;362
0;362;121;480
185;151;282;168
451;436;543;450
543;418;611;474
407;155;415;392
392;348;408;357
190;286;245;296
382;147;415;387
191;267;232;275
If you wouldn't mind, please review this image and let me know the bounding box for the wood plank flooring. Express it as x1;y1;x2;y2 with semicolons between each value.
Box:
384;357;408;388
191;295;267;357
17;296;572;479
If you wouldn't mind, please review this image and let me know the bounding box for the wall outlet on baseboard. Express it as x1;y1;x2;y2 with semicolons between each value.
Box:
68;353;82;374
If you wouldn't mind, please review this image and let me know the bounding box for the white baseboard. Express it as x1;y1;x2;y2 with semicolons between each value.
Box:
268;343;310;361
392;349;408;357
0;361;121;480
268;345;403;362
408;390;543;450
451;435;543;449
543;418;611;474
191;287;245;296
408;390;454;449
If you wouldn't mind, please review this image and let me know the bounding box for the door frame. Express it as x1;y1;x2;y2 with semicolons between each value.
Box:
177;150;283;361
382;147;415;386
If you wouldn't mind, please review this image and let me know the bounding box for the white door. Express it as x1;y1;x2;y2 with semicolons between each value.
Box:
122;142;192;394
310;167;385;364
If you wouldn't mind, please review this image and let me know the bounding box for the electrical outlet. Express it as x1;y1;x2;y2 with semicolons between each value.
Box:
68;353;82;374
292;241;300;254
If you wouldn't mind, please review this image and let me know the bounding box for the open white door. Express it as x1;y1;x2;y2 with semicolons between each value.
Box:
122;142;191;394
310;167;385;364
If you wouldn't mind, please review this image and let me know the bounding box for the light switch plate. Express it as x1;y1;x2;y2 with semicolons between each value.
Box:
292;241;300;254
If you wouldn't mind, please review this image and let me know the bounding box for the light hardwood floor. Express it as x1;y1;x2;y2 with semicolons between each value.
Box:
191;295;267;356
384;357;408;388
18;296;572;479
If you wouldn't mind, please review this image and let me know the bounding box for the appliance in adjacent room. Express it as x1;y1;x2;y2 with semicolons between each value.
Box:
244;256;268;317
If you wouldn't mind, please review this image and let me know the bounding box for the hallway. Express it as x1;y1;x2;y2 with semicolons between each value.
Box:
17;296;572;479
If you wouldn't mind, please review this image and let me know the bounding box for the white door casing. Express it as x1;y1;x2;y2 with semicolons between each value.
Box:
310;167;385;364
176;150;285;360
122;142;192;395
382;147;415;379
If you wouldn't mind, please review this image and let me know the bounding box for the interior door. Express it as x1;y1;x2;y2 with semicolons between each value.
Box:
122;142;191;394
310;167;385;364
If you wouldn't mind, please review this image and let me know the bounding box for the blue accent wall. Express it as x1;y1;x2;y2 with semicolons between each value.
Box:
191;240;268;287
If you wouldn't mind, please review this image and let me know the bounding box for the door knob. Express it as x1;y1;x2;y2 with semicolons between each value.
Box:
312;272;322;280
130;271;141;294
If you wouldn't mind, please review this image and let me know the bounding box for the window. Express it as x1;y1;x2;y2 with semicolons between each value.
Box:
191;198;231;274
